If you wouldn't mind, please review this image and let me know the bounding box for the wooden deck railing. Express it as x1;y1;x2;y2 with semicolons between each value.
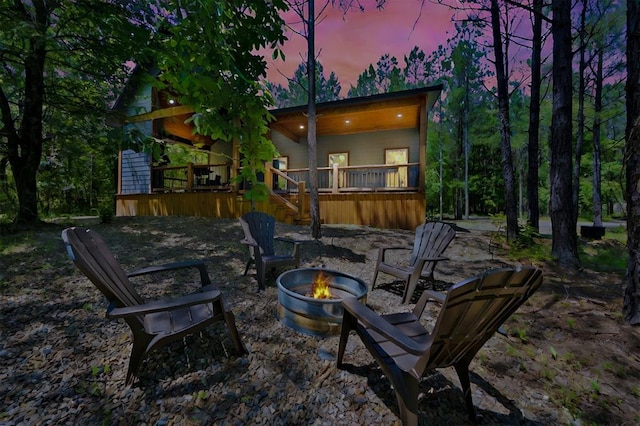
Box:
282;162;420;193
151;162;420;194
151;163;232;192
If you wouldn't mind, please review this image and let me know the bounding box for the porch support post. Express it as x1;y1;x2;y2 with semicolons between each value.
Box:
187;162;194;191
419;101;427;193
298;181;306;219
117;149;123;195
332;163;339;193
265;162;274;191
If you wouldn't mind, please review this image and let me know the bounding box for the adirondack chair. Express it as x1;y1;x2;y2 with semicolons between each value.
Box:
338;266;543;425
239;211;300;290
372;221;456;304
61;227;245;385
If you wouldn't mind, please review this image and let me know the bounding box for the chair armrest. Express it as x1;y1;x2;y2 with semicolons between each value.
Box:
342;297;430;355
275;237;300;260
379;246;411;253
419;256;449;262
127;259;212;286
108;287;222;318
275;236;299;246
412;289;446;318
240;237;259;247
378;246;411;262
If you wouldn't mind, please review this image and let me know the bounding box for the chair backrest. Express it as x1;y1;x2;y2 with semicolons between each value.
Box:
62;227;143;309
408;222;456;268
239;211;276;256
425;266;543;369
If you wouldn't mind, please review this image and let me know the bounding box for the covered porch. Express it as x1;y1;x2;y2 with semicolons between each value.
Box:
116;86;441;230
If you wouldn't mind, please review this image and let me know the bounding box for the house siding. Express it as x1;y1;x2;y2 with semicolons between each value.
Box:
120;149;151;194
271;128;420;168
116;191;425;230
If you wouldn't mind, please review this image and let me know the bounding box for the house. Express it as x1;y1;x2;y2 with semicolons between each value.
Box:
114;80;442;230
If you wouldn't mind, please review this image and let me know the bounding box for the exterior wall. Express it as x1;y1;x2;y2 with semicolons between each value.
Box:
120;150;151;194
319;192;424;230
271;128;419;168
116;191;425;230
116;192;293;224
270;130;308;167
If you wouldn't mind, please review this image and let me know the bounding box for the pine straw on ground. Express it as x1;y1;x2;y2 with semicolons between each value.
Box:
1;216;639;425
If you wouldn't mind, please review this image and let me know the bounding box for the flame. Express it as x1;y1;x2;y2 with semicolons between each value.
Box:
312;271;332;299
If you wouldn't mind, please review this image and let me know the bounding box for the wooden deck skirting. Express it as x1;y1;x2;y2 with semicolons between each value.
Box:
116;191;425;230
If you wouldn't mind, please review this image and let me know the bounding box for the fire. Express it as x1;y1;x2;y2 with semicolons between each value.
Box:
312;271;332;299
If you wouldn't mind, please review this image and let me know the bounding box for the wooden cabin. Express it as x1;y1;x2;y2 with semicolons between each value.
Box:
115;83;442;230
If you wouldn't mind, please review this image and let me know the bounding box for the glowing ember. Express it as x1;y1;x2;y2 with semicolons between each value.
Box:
312;271;332;299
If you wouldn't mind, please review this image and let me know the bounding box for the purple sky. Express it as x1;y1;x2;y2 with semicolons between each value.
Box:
265;1;457;94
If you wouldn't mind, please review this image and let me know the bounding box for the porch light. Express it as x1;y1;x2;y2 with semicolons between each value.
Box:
397;113;403;118
345;119;350;124
299;125;305;129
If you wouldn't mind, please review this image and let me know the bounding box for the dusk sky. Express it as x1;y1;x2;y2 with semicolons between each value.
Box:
265;1;458;94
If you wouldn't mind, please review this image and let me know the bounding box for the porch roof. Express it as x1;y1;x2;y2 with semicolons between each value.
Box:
124;85;442;148
269;85;442;142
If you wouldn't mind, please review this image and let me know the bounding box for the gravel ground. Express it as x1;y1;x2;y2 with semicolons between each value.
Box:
1;216;637;425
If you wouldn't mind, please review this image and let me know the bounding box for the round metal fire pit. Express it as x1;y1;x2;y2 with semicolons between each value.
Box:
276;268;368;337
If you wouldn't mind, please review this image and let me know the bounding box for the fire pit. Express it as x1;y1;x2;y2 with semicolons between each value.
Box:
276;268;368;337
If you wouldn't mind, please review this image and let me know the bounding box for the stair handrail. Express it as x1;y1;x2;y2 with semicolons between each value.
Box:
266;164;306;219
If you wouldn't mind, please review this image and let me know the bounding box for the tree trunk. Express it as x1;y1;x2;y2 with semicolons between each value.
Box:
624;0;640;324
307;0;321;239
455;115;463;220
527;0;543;231
572;0;587;225
464;76;470;220
592;48;604;227
550;0;581;267
490;0;518;240
4;18;47;224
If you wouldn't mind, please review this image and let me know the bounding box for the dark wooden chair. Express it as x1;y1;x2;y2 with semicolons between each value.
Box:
239;211;300;290
61;227;245;385
372;221;456;304
338;266;543;425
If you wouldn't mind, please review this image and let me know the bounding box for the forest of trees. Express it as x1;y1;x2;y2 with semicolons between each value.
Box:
1;0;639;320
265;2;627;232
0;1;628;227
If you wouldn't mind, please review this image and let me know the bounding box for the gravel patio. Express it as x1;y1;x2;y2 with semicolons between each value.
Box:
1;216;638;425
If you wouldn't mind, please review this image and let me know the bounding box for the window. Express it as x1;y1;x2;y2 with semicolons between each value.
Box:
385;148;409;187
328;152;349;188
328;152;349;167
274;156;288;170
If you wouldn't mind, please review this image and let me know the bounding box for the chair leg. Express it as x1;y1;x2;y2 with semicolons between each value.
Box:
402;274;422;304
454;361;477;422
222;310;246;355
337;311;356;368
371;267;380;291
257;262;266;291
393;373;419;426
126;335;153;385
243;258;253;276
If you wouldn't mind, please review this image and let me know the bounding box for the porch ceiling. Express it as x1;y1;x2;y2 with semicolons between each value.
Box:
270;97;424;141
268;86;442;142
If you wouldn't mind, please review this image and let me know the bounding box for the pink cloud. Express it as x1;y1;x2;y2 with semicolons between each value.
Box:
266;1;456;94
